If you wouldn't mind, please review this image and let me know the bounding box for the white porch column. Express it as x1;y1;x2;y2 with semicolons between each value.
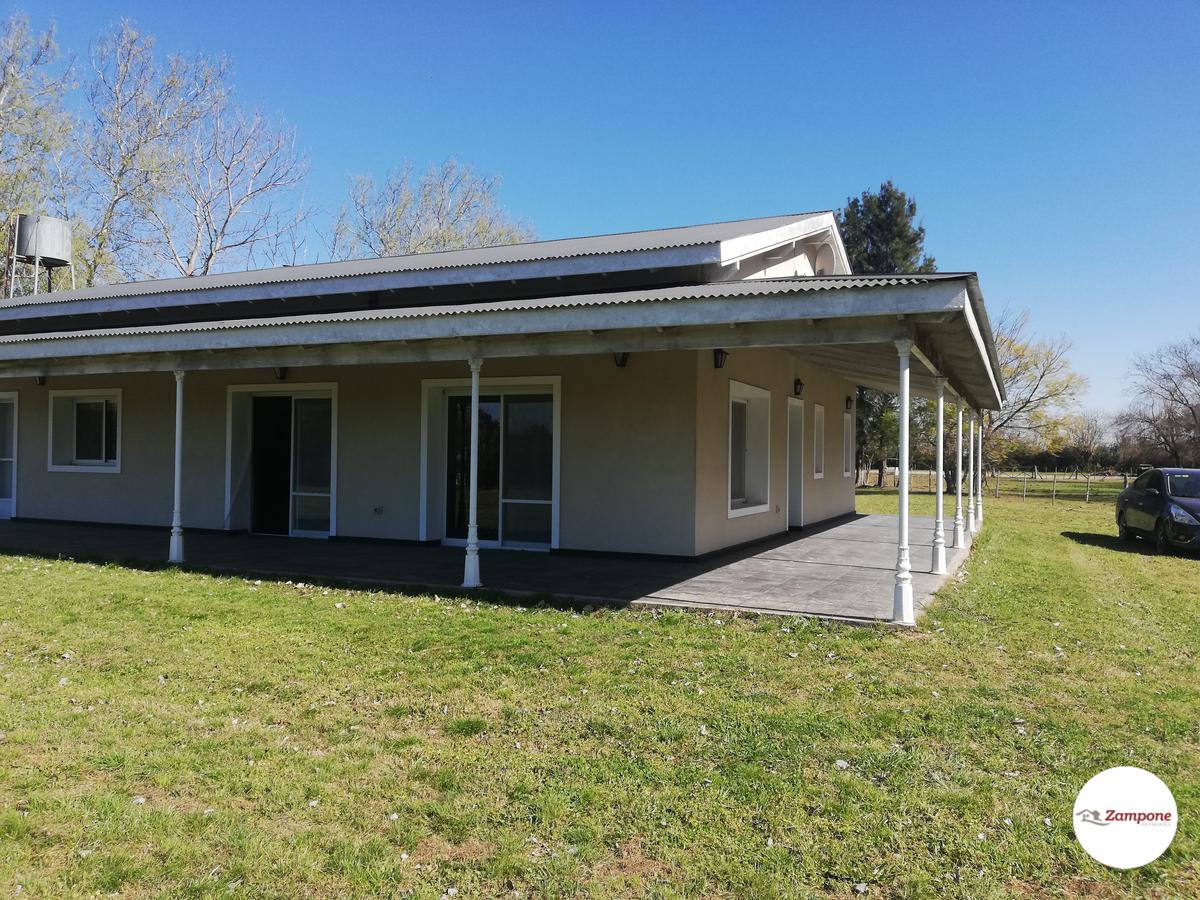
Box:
977;414;985;525
952;401;966;548
893;339;915;626
462;357;483;588
967;413;977;534
168;370;185;564
931;378;947;575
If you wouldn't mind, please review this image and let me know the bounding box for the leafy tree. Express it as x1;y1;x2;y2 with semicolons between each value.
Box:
835;179;936;275
0;14;72;293
326;159;533;259
838;181;936;484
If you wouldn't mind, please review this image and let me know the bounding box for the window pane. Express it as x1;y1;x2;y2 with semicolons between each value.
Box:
814;405;825;476
502;502;551;544
293;493;330;533
503;395;553;501
730;400;747;501
446;396;501;541
293;398;332;494
75;401;104;461
104;399;119;462
0;460;11;500
0;402;12;458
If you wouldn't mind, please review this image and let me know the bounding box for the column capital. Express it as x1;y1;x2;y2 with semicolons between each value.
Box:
934;375;948;387
894;338;914;356
173;369;186;384
467;356;483;372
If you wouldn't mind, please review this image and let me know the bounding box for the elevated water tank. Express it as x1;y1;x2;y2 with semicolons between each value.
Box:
13;214;72;268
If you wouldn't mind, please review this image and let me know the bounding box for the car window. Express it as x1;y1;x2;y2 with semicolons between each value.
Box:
1167;473;1200;498
1148;472;1165;492
1133;472;1152;490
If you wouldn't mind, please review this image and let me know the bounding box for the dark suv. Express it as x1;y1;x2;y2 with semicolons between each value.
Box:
1116;468;1200;552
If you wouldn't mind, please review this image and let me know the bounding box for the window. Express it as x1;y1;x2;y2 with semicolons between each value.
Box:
728;380;770;517
843;410;854;478
48;390;121;472
813;403;825;479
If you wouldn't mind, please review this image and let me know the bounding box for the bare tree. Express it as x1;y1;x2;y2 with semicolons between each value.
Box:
75;21;224;284
140;100;307;277
327;159;532;259
1120;334;1200;466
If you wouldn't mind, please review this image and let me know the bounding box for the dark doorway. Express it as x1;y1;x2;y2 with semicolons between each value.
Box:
446;395;501;541
252;396;292;535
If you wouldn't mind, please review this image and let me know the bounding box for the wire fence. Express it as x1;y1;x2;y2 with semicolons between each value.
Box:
859;468;1133;504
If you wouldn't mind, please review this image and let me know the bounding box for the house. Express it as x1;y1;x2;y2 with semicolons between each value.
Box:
0;213;1004;623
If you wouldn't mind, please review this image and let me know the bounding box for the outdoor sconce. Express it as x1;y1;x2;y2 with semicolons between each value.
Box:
713;349;728;369
273;367;288;381
845;395;854;411
793;378;804;397
34;375;45;386
613;352;629;368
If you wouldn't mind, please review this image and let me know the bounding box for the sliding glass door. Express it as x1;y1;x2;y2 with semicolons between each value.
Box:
0;399;14;519
291;396;333;536
445;391;553;548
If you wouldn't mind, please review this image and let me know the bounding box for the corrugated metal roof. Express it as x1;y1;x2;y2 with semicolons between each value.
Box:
0;213;828;309
0;274;968;345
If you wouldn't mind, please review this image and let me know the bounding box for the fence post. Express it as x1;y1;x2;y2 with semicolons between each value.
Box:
1052;469;1057;503
1085;474;1091;502
995;472;1000;498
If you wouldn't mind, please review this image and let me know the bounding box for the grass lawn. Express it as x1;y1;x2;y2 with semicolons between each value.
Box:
0;496;1197;898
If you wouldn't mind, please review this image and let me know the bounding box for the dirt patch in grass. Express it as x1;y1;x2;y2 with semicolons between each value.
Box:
411;835;496;864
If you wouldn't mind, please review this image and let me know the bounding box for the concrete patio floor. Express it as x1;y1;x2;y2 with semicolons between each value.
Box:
0;514;970;623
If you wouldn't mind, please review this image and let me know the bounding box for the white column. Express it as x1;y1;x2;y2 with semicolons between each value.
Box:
893;339;914;626
967;413;977;534
952;402;966;548
169;370;185;563
931;378;947;575
462;357;483;588
976;415;985;525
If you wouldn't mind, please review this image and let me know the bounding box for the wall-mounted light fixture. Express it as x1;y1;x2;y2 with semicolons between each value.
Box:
613;352;629;368
34;375;45;387
273;367;288;381
793;378;804;397
712;349;728;369
845;395;854;411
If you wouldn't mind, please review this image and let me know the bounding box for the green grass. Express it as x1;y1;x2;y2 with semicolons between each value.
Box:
0;497;1197;898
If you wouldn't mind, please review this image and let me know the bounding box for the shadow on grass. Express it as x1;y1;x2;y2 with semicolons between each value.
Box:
1061;531;1166;556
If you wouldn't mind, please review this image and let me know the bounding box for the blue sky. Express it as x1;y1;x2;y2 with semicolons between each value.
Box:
15;0;1200;412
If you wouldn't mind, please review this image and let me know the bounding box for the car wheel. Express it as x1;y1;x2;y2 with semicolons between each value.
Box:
1154;520;1172;554
1118;513;1136;542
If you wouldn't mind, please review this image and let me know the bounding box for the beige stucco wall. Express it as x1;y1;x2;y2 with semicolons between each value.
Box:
1;346;852;559
692;348;857;556
0;352;700;557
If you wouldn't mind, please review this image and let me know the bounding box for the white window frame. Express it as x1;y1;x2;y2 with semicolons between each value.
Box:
224;382;339;538
47;388;122;474
0;392;18;519
843;408;854;478
813;403;825;479
727;379;771;518
418;375;561;550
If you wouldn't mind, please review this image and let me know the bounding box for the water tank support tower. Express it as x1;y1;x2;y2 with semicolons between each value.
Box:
5;213;75;298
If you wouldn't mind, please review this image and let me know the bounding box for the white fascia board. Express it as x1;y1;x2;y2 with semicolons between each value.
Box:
0;282;966;363
716;213;844;269
961;299;1003;408
0;244;725;324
